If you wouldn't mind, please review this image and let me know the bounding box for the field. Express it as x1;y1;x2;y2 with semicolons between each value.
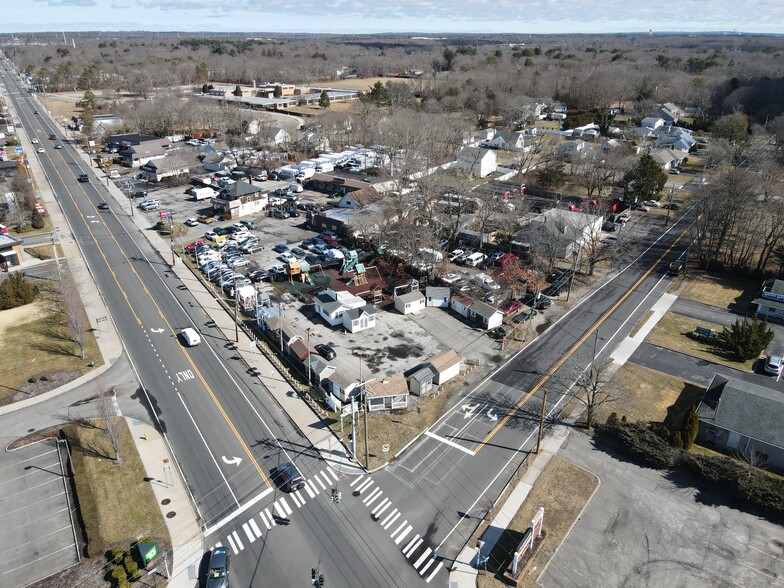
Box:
679;272;757;311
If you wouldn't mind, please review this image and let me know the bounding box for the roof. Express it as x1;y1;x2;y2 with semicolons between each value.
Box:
753;297;784;311
470;300;501;319
105;132;160;145
0;233;22;248
365;376;409;399
408;365;437;384
289;338;310;361
427;349;461;372
451;293;474;307
316;293;344;315
307;354;332;376
426;286;450;299
458;146;495;161
345;304;377;320
220;180;265;200
325;370;357;391
340;186;383;207
396;290;425;304
697;374;784;449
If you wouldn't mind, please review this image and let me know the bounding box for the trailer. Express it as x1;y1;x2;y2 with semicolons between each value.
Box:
191;187;216;201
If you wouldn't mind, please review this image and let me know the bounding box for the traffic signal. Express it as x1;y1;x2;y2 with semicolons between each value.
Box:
318;573;325;587
311;568;318;580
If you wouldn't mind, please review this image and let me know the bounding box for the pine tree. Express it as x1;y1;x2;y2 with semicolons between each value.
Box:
319;89;330;109
682;403;700;450
718;317;774;361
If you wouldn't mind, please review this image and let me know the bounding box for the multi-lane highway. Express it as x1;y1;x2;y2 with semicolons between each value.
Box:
1;57;696;587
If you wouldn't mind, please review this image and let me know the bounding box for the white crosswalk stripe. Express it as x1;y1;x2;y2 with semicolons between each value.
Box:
242;522;255;543
380;508;398;528
314;475;327;490
290;491;303;508
232;531;244;552
382;510;401;530
249;518;262;539
293;490;305;506
403;535;422;558
320;471;333;487
425;562;444;583
274;502;287;519
264;508;276;528
278;497;293;515
304;482;316;498
414;547;432;569
326;468;339;482
349;475;364;487
356;478;373;493
372;498;390;517
306;480;320;495
390;520;408;541
362;487;382;505
226;534;238;555
395;524;413;546
419;556;436;576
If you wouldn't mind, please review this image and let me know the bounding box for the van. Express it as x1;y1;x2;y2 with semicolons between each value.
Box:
274;461;305;492
464;252;486;267
180;328;201;347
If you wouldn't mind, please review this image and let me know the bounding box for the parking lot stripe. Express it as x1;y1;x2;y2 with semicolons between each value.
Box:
424;431;476;456
395;525;413;546
349;475;364;487
363;487;382;506
0;448;57;471
6;503;67;525
11;525;72;550
382;511;401;530
404;536;422;558
4;477;60;499
242;523;255;543
419;555;436;576
278;497;293;516
413;547;433;569
226;534;238;555
3;543;77;574
249;518;262;539
304;482;316;498
372;498;390;517
425;562;444;583
0;461;61;487
380;508;399;528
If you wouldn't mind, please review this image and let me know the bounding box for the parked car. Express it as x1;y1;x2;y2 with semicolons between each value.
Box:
36;147;44;153
632;204;650;212
185;217;199;227
241;244;264;255
205;546;230;588
239;219;257;230
246;269;269;282
205;230;219;241
499;299;523;314
131;190;148;198
272;243;289;253
496;253;518;267
764;355;784;376
314;343;336;360
643;200;660;207
273;209;290;219
662;202;680;210
31;138;39;144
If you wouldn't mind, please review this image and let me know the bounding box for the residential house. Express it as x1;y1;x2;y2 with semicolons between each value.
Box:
322;371;361;403
198;141;229;159
307;354;335;388
336;186;384;209
450;293;474;319
426;349;461;385
753;279;784;323
469;300;504;330
139;158;190;182
294;131;330;153
535;208;604;248
476;128;495;142
314;285;376;333
365;376;409;411
656;102;684;125
287;336;312;362
343;305;377;333
602;138;621;151
256;126;291;147
456;146;497;178
650;148;689;171
104;133;170;167
394;290;426;315
656;127;696;152
425;286;450;308
696;374;784;470
203;152;236;172
488;131;527;151
555;140;586;158
212;180;268;219
641;117;665;130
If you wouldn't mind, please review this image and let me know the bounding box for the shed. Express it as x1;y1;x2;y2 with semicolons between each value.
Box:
426;349;461;385
426;286;450;308
365;376;409;411
450;293;474;319
395;290;426;315
469;300;503;330
407;365;437;397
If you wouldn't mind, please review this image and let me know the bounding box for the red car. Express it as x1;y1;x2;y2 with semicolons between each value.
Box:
499;299;523;314
496;253;517;267
185;239;206;253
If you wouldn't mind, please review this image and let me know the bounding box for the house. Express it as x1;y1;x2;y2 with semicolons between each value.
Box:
469;300;504;330
656;102;684;125
336;186;383;209
555;140;585;158
307;354;335;388
488;131;527;151
425;349;461;385
650;148;689;170
535;208;604;249
395;290;426;315
294;131;330;152
365;376;409;411
256;126;290;146
602;138;621;151
476;128;495;142
450;293;474;319
753;279;784;323
641;117;665;130
212;180;268;219
104;133;170;167
198;141;229;159
322;371;361;403
696;374;784;470
287;336;312;362
0;232;23;268
343;305;377;333
456;146;497;178
425;286;450;308
656;127;696;152
139;158;190;182
314;285;376;333
203;152;236;172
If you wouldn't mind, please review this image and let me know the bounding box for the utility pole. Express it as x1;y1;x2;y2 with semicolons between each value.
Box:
360;357;369;468
350;396;356;459
535;389;548;454
51;229;62;282
168;212;175;266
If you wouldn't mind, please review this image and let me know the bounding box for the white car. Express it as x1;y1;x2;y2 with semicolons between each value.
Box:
185;217;199;227
441;272;461;284
31;138;39;144
642;200;660;207
180;327;201;347
448;249;464;262
36;147;45;153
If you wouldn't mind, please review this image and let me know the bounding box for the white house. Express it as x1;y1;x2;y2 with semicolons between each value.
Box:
641;117;665;130
555;140;586;158
365;376;409;411
535;208;604;249
395;290;426;315
256;126;291;146
203;153;236;172
425;286;450;308
139;158;190;182
468;300;503;330
342;304;377;333
753;279;784;323
314;286;366;327
476;128;495;142
450;293;474;319
456;146;497;178
650;148;689;170
488;131;527;151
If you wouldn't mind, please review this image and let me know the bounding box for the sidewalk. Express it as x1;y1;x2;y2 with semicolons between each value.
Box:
448;290;677;587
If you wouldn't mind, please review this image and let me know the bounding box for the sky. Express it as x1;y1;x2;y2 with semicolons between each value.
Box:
3;0;783;35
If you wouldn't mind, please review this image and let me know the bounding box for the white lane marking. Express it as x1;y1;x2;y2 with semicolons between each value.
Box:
349;475;364;487
414;547;433;569
380;508;398;528
304;483;316;499
362;487;382;505
395;525;413;546
204;486;274;536
390;520;408;541
356;478;373;493
424;431;477;456
426;562;444;583
419;556;436;576
320;471;333;487
314;475;327;490
372;499;390;517
242;523;255;543
231;531;244;551
326;468;339;482
249;518;262;539
278;497;293;516
226;534;238;555
403;536;422;558
293;490;305;506
382;511;401;530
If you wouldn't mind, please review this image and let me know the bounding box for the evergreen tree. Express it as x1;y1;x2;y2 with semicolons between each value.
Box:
0;272;37;310
718;317;774;361
682;403;700;450
623;154;667;204
319;89;330;109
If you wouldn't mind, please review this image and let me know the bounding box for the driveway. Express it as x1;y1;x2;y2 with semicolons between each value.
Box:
541;432;784;588
0;440;80;588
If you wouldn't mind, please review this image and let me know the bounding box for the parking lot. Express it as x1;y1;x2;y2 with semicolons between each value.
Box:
0;440;79;588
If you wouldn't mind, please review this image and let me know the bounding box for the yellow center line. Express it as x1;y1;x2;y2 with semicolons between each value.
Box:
47;159;269;488
474;219;695;453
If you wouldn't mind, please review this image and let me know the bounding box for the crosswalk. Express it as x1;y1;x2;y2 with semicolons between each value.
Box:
208;466;339;557
349;474;445;584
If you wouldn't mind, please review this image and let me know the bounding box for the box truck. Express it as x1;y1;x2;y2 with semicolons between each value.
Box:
191;187;216;201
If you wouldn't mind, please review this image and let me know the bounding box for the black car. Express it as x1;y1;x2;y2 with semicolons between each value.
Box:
206;546;230;588
273;461;305;492
314;343;336;360
131;190;148;198
97;202;110;211
542;284;563;297
239;219;257;230
78;173;89;183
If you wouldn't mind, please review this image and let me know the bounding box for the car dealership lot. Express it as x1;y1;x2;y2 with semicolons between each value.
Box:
0;440;79;588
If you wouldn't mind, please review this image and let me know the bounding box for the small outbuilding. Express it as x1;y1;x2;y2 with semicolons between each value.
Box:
365;376;409;411
426;286;450;308
395;290;426;315
426;349;461;385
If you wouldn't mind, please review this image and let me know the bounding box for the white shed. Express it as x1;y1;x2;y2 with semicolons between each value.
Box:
395;290;426;315
426;286;450;308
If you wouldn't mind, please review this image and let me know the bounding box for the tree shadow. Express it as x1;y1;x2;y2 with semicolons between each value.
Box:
661;382;704;432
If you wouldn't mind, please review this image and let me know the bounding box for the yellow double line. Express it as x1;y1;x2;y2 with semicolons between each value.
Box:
46;157;269;487
475;220;694;453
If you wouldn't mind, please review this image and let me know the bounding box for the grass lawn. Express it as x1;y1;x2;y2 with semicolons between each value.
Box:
64;418;171;557
287;101;355;116
679;272;757;312
476;455;599;588
644;312;756;371
325;76;414;91
25;243;64;260
0;300;102;404
334;380;462;470
601;363;684;424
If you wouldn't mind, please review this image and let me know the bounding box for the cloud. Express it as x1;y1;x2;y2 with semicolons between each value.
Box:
35;0;97;6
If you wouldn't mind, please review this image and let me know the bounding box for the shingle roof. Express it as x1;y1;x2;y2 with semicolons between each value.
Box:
470;300;501;319
345;304;377;320
221;180;264;199
426;286;450;299
697;374;784;449
316;294;344;315
397;290;425;304
427;349;461;372
365;376;409;398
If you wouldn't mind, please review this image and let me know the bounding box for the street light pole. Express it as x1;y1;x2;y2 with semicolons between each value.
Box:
307;328;312;389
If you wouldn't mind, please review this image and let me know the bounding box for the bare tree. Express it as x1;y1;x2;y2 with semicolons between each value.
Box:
565;353;623;430
97;386;122;464
58;272;89;359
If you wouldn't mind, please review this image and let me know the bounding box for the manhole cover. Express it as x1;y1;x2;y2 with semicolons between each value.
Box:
352;490;361;497
166;511;176;518
161;498;171;506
